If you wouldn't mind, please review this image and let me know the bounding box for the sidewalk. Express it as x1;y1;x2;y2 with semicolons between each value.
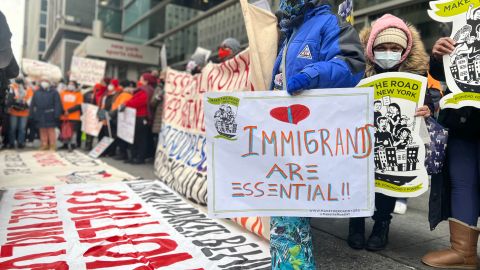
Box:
101;155;448;270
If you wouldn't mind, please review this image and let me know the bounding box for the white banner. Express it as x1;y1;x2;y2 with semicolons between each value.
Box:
70;56;106;87
21;59;62;82
205;88;375;218
117;107;136;144
0;180;270;269
0;150;133;188
358;72;429;197
81;103;103;137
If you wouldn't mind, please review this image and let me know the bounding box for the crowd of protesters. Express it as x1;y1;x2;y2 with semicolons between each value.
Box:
0;71;164;163
1;1;479;268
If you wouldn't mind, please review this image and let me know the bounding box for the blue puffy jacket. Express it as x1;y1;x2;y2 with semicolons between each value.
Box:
271;3;365;91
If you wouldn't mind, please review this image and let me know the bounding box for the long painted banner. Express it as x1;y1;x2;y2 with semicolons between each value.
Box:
0;180;270;269
154;50;272;237
0;150;134;188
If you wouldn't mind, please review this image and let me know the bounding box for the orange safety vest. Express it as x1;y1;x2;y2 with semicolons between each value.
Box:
112;92;133;111
60;90;84;121
9;84;33;117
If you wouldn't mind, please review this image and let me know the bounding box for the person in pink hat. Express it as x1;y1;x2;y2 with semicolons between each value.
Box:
347;14;432;252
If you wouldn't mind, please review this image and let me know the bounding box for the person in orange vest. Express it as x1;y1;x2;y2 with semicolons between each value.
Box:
109;80;134;160
59;80;83;151
97;78;121;156
7;78;33;149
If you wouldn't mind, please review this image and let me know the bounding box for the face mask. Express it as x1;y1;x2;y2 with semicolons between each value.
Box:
108;85;114;91
186;60;197;73
41;82;50;89
218;48;232;60
67;85;75;91
374;51;402;70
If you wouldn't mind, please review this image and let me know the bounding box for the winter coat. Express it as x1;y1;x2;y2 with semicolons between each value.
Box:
30;87;62;128
428;56;480;230
270;3;365;90
126;88;148;118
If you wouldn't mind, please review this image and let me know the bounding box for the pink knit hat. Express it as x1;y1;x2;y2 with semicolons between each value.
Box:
366;14;413;64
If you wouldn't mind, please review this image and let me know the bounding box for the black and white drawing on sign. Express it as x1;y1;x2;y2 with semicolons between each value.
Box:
374;97;419;186
214;104;238;138
448;4;480;93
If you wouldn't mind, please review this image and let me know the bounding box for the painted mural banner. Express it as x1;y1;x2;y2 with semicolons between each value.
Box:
0;181;270;269
70;56;107;87
205;88;375;218
429;0;480;108
0;150;133;188
154;49;275;238
358;72;429;198
117;107;136;144
81;103;103;137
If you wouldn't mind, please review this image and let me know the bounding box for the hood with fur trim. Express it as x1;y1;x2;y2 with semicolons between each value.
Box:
359;23;429;78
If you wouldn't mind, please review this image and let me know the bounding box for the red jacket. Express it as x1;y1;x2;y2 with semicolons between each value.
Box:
126;88;148;117
93;84;106;105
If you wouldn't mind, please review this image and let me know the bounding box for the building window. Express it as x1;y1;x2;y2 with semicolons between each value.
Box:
38;41;46;52
41;0;48;12
40;13;47;25
40;27;46;39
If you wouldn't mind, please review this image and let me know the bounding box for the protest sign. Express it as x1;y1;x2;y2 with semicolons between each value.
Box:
81;103;103;137
358;72;429;198
0;180;270;269
0;150;133;188
338;0;354;25
429;1;480;108
117;107;136;144
88;136;114;158
21;59;62;82
70;56;106;86
205;88;375;218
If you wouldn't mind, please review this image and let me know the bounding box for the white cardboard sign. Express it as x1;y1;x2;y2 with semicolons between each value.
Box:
70;56;106;87
205;88;375;218
117;107;136;144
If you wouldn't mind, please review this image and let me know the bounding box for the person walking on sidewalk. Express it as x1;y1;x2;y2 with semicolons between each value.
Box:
421;36;480;270
7;78;33;149
59;80;83;151
269;0;366;269
347;14;431;252
30;78;62;151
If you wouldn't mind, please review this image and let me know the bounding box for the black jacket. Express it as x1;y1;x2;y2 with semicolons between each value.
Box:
428;56;480;230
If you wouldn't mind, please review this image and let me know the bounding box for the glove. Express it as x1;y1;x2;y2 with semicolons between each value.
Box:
97;109;107;121
119;105;126;112
287;73;310;95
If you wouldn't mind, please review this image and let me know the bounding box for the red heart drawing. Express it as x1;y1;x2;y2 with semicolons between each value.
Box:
270;104;310;125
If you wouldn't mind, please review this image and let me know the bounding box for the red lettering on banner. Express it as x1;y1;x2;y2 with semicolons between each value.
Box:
63;189;195;268
0;250;68;269
1;236;66;257
13;186;55;200
66;190;129;204
84;234;192;269
32;153;66;167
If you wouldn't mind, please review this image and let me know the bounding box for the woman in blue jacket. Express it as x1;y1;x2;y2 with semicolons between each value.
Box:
270;1;365;269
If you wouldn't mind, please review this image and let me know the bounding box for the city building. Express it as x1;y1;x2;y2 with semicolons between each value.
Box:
23;0;48;60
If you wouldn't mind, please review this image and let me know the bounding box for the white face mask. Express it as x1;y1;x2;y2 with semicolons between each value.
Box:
108;85;114;91
41;81;50;89
67;85;76;91
374;51;402;70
